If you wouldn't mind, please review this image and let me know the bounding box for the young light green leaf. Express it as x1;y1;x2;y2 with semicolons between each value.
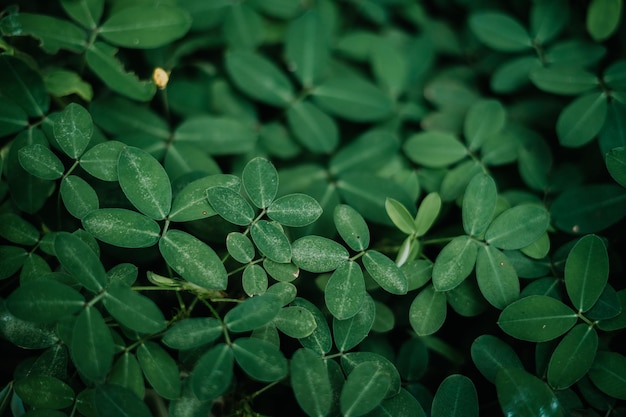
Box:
18;144;64;180
79;140;125;182
54;103;93;159
250;220;292;263
159;230;227;290
588;351;626;400
557;92;608;148
285;9;329;88
83;208;160;248
340;361;391;417
224;293;283;333
432;236;478;292
137;341;180;400
118;146;172;220
206;186;255;226
242;264;268;297
498;295;578;342
0;56;49;117
385;198;417;235
0;13;87;54
404;131;467;168
496;368;565;417
471;335;524;384
565;234;609;312
169;174;240;222
232;337;288;382
292;235;349;272
226;232;255;264
606;147;626;188
363;250;408;295
43;67;93;101
587;0;623;41
163;317;223;350
409;284;447;336
0;213;40;246
61;175;99;220
334;204;370;252
226;50;295;107
469;11;532;52
55;231;106;293
71;307;114;383
530;67;599;95
99;5;191;48
325;261;365;320
485;204;550;250
190;343;234;400
242;157;279;209
333;295;376;352
94;384;151;417
464;99;506;151
287;100;339;154
463;173;498;237
6;279;84;323
547;324;598;389
475;245;519;309
431;374;478;417
414;192;442;237
274;306;317;338
292;297;333;355
14;375;75;410
103;285;166;334
267;193;322;227
291;348;332;417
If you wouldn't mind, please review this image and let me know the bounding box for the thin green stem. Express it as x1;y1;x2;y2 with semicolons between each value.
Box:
349;251;365;262
577;311;596;327
249;380;281;400
323;352;344;360
200;298;232;345
421;236;457;245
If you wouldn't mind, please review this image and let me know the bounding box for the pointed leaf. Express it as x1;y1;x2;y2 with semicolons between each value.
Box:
0;56;49;117
137;341;180;400
103;285;166;334
285;9;329;88
476;246;519;309
72;307;114;383
163;317;222;350
169;174;240;222
496;368;564;417
431;374;478;417
565;234;609;312
18;144;64;180
292;297;333;355
55;232;106;292
79;140;125;182
485;204;550;250
409;284;447;336
54;103;93;159
363;250;408;295
224;293;283;333
557;92;608;148
6;279;84;323
325;261;365;320
232;337;288;382
118;146;172;220
471;335;523;384
227;232;255;264
404;131;467;168
274;306;317;338
206;186;255;226
0;13;86;54
333;295;376;352
414;192;442;237
292;235;349;273
61;175;99;220
498;295;578;342
548;324;598;389
469;11;532;52
94;384;151;417
250;220;292;263
159;230;227;290
242;157;278;209
291;348;332;417
385;198;417;235
588;351;626;400
83;208;160;248
334;204;370;252
340;362;391;417
190;343;234;400
432;236;478;291
287;100;339;153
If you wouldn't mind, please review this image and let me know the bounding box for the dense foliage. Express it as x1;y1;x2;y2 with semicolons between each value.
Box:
1;0;625;416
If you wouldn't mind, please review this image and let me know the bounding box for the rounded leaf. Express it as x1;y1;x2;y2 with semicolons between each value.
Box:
485;204;550;250
266;282;297;306
83;208;161;248
242;264;268;297
242;157;279;209
409;284;447;336
6;279;84;323
226;232;255;264
432;374;478;417
587;0;623;41
15;375;74;410
206;186;255;226
340;361;391;417
137;341;181;400
250;220;292;263
232;337;288;382
224;293;283;333
334;204;370;251
404;131;467;168
333;295;376;352
548;324;598;389
432;236;478;291
18;144;64;180
464;99;506;151
0;213;40;246
496;368;564;417
291;348;332;417
475;246;520;309
169;174;240;222
292;297;333;355
287;100;339;154
363;250;408;295
471;335;523;384
53;103;93;159
190;343;234;401
292;235;349;273
564;234;609;312
325;261;365;320
469;11;532;52
267;193;322;227
103;285;166;334
557;92;608;148
530;67;599;95
263;259;300;282
61;175;99;220
588;351;626;400
55;232;107;292
163;317;223;350
463;173;498;237
274;306;317;338
79;140;125;182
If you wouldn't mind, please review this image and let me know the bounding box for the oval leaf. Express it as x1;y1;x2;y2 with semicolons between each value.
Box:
547;324;598;389
103;285;166;334
291;348;332;417
242;264;268;297
363;250;408;295
267;193;322;227
409;284;447;336
224;293;283;333
163;317;223;350
588;351;626;400
55;232;107;292
463;173;498;237
334;204;370;252
464;99;506;150
340;361;391;417
137;341;181;400
432;236;478;292
232;337;288;382
15;375;74;410
18;144;64;180
250;220;292;263
496;368;564;417
83;208;160;248
206;186;255;226
274;306;317;338
292;235;349;273
61;175;99;220
292;297;333;355
226;232;255;264
54;103;93;159
475;246;520;309
94;384;151;417
557;92;608;148
242;157;279;209
333;295;376;352
432;374;478;417
485;204;550;250
79;140;125;182
71;307;114;383
469;11;532;52
0;213;40;246
190;343;234;400
564;234;609;312
325;261;366;320
169;174;240;222
285;9;329;88
471;335;524;384
6;279;84;323
404;131;467;168
287;100;339;153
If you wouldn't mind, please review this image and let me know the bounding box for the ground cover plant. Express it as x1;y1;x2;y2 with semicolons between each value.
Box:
1;0;625;416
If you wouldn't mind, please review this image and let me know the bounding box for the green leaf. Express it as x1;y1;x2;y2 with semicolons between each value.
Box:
0;96;28;137
159;229;227;290
287;100;339;154
471;335;523;384
530;0;569;44
169;379;214;417
596;289;626;331
431;374;478;417
603;60;626;91
409;284;447;336
530;67;599;95
365;388;426;417
54;103;93;159
475;246;519;309
94;384;152;417
0;13;86;53
222;2;264;49
206;186;255;226
385;198;417;235
226;232;255;264
606;147;626;188
485;204;550;250
242;264;268;297
169;174;239;222
173;116;256;155
118;146;172;220
341;352;401;398
414;192;442;237
137;341;180;400
0;300;58;349
266;282;297;306
469;11;532;52
291;348;332;417
565;235;609;312
333;204;370;252
285;9;329;88
61;175;99;220
163;317;222;350
242;157;279;209
371;36;408;98
85;42;156;102
496;368;564;417
72;307;114;383
43;68;94;101
548;324;598;389
14;375;74;410
498;295;578;342
587;284;621;321
250;220;292;263
463;173;497;237
363;250;408;295
274;306;317;338
588;351;626;399
232;337;288;382
190;343;234;400
60;0;104;29
109;352;144;400
83;208;160;248
224;293;283;332
404;131;467;168
264;259;300;282
587;0;623;41
333;295;376;352
103;285;166;334
55;232;107;292
432;236;478;292
225;50;294;107
557;92;608;148
6;279;84;323
292;297;333;355
99;5;190;48
325;261;365;320
79;140;125;182
340;361;391;417
551;184;626;234
329;130;399;176
267;193;322;227
464;99;506;151
292;235;349;273
0;56;49;117
18;144;64;180
312;76;394;122
0;246;28;279
0;213;40;246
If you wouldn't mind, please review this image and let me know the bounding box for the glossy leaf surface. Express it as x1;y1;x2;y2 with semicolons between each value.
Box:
496;368;564;417
83;208;160;248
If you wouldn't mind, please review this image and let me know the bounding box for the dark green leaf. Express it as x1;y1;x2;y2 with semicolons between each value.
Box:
292;297;333;355
54;103;93;159
587;284;621;321
475;246;519;309
530;0;569;44
0;56;49;117
173;115;256;155
266;282;297;306
285;9;329;88
55;232;106;292
267;193;322;227
249;0;303;19
333;295;376;352
485;204;550;250
242;264;268;296
18;144;64;180
587;0;622;41
496;368;564;417
330;129;399;176
287;100;339;154
250;220;292;263
0;96;28;137
274;306;317;338
291;348;332;417
94;384;151;417
137;341;180;400
61;175;99;220
163;317;222;350
340;361;391;417
232;337;288;382
6;279;84;323
463;173;497;237
432;236;478;291
548;324;598;389
471;335;523;384
491;56;540;94
498;295;578;342
159;229;227;290
404;131;467;168
222;2;264;49
409;284;447;336
364;388;426;417
83;208;160;248
206;186;255;226
606;146;626;187
363;250;408;295
0;300;58;349
431;374;478;417
100;5;191;48
190;343;233;400
15;375;74;410
226;50;294;107
79;140;125;182
292;235;349;272
565;235;609;312
118;146;171;220
588;351;626;399
169;378;214;417
107;263;138;286
603;60;626;91
168;174;240;222
224;293;283;332
0;13;86;53
469;11;532;52
263;259;300;282
60;0;104;29
109;352;144;400
71;307;114;383
557;92;608;148
530;67;599;95
242;157;278;209
334;204;370;251
464;99;506;151
371;36;408;98
0;213;40;246
325;261;365;320
226;232;255;264
341;352;401;398
103;285;166;334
